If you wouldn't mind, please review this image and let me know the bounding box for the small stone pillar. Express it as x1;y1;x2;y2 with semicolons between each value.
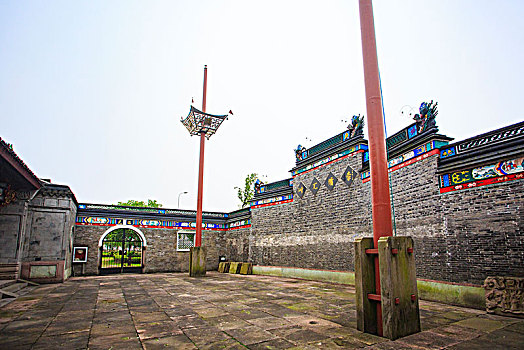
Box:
355;236;420;340
189;246;206;277
228;262;241;274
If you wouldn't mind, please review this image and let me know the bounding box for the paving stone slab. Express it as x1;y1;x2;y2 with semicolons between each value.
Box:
430;324;484;340
90;321;137;336
503;320;524;334
247;337;296;349
32;330;90;349
454;316;506;332
204;314;252;330
396;330;459;349
1;272;523;349
88;333;143;350
247;315;292;330
183;325;231;346
225;325;278;345
136;320;183;340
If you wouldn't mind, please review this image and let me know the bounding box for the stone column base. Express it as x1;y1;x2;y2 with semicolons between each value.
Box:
189;246;206;277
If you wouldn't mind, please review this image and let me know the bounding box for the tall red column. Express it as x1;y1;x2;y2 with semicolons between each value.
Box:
195;65;207;247
359;0;393;336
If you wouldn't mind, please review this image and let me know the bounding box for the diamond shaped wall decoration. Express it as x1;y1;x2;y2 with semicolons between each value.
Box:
342;166;358;187
325;172;338;191
296;182;307;199
310;178;321;195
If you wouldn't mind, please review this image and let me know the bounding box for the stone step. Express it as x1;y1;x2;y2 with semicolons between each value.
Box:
3;282;28;294
0;280;17;289
0;289;18;299
17;278;40;286
0;264;19;280
0;273;19;280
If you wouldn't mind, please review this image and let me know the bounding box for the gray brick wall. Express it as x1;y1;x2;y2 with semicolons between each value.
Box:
250;151;371;271
73;224;225;275
247;151;524;285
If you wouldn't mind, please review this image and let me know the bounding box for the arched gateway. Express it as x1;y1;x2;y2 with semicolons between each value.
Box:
98;225;147;274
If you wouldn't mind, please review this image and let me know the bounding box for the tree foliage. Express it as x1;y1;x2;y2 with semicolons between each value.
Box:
116;199;163;208
235;173;258;208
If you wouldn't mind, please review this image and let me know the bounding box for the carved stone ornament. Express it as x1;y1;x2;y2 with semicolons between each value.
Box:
484;276;524;318
16;191;31;200
0;185;17;207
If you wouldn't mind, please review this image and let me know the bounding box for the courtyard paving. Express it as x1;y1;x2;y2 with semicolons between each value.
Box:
0;272;522;349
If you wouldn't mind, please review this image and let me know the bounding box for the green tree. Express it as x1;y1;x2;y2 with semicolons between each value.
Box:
116;199;163;208
235;173;258;208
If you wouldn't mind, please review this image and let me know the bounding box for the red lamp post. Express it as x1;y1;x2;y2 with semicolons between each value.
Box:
359;0;393;336
181;66;229;274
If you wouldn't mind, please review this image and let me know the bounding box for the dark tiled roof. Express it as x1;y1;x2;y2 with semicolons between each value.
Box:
0;137;42;188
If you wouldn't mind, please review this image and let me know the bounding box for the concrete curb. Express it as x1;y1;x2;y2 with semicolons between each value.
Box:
253;265;485;310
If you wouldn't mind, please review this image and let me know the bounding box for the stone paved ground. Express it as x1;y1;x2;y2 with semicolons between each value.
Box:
0;272;522;349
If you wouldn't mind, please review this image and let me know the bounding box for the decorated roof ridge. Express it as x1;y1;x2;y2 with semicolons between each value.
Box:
294;129;365;165
77;202;233;218
254;178;292;196
362;130;452;167
439;120;524;160
39;183;79;206
227;207;251;218
0;136;41;189
385;100;440;152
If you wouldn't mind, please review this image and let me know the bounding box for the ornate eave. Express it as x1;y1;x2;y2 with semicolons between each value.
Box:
253;178;293;200
180;106;228;139
437;120;524;174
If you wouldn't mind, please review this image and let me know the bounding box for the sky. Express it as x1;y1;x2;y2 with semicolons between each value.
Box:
1;0;523;212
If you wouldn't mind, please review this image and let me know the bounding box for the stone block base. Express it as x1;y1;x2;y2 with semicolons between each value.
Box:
229;262;241;274
240;263;253;275
20;261;66;284
218;262;230;273
189;247;206;277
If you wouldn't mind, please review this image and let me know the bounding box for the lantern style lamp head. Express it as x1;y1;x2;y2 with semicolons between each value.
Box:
181;106;228;140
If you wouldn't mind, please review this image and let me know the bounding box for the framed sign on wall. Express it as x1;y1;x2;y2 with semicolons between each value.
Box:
73;247;88;263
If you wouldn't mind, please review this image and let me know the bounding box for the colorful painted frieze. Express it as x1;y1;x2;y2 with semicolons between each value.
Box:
440;157;524;193
228;219;251;229
251;194;293;209
75;216;226;230
77;204;227;218
292;144;367;177
362;141;443;180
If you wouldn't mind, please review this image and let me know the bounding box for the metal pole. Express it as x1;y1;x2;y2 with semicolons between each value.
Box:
359;0;393;336
195;65;207;247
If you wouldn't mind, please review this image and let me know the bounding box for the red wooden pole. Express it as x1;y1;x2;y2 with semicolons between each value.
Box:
195;65;207;247
359;0;393;336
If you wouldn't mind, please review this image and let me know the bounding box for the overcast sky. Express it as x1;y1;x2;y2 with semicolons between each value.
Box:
1;0;523;212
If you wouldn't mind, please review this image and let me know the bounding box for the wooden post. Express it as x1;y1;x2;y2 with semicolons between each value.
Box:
378;236;420;339
355;237;378;334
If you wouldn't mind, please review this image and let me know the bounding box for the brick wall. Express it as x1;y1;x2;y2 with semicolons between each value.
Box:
250;149;371;271
438;180;524;283
246;147;524;285
73;224;225;275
